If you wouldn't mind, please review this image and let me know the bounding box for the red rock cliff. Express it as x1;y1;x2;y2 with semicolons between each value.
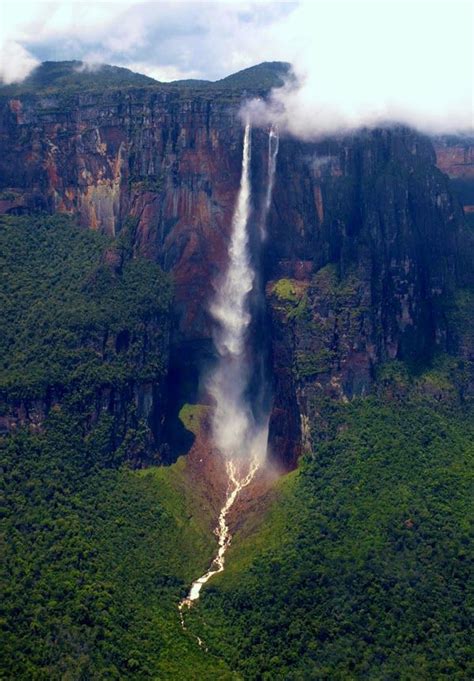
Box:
1;83;472;466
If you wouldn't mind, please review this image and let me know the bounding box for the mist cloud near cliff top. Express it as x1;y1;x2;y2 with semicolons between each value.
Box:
246;0;473;137
0;0;472;136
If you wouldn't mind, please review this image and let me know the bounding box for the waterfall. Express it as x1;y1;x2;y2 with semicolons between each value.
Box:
208;120;264;465
179;121;277;618
261;125;279;240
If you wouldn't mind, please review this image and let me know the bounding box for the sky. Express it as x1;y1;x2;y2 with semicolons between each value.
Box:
0;0;472;135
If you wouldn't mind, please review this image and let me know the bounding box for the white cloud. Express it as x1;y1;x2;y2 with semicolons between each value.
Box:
119;60;201;82
0;2;292;82
0;0;471;135
245;0;473;136
0;39;39;84
0;1;146;82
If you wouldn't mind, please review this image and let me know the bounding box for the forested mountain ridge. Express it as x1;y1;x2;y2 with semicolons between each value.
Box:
1;61;473;679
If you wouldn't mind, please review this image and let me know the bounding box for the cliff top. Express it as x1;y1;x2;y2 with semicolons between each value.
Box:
0;60;291;97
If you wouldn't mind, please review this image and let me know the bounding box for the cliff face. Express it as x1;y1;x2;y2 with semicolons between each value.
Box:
0;90;246;340
1;82;472;466
264;128;474;464
433;135;474;215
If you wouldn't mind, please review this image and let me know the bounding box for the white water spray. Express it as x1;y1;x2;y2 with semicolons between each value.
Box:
207;121;260;464
179;122;277;627
261;125;279;240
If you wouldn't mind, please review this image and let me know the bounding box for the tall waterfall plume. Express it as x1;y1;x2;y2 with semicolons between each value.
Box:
179;121;278;615
208;121;267;466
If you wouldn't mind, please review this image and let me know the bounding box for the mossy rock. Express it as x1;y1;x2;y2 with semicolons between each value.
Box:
178;403;209;435
271;278;306;303
295;349;334;378
312;263;339;294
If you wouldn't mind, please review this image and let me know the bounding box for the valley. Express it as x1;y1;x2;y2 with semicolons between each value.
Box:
1;59;473;680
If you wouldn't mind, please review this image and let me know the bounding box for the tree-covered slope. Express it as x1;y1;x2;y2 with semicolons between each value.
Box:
0;215;236;679
0;214;170;399
0;59;290;96
3;375;473;679
188;395;474;680
0;61;158;93
0;215;173;464
1;411;239;679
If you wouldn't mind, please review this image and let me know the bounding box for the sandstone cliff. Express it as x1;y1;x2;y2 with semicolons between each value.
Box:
433;134;474;215
1;64;472;466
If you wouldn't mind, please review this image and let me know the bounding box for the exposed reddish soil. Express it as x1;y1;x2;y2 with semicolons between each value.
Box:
182;421;228;520
181;413;283;538
228;462;282;534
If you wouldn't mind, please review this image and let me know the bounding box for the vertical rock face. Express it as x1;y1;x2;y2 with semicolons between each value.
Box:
1;85;472;467
265;128;473;466
0;87;251;458
433;135;474;215
0;90;246;343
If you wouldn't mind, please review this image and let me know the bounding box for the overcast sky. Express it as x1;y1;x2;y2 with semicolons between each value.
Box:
0;0;472;134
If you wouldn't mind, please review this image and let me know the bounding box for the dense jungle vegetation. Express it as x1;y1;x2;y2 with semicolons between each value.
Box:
0;60;289;98
189;396;474;680
1;409;240;679
1;214;473;680
0;215;234;679
0;214;172;400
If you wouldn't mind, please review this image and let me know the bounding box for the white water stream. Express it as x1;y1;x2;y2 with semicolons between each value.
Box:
179;457;259;610
261;125;279;240
179;122;278;635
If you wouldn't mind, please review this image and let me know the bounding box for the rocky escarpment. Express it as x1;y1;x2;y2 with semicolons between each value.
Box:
0;60;290;346
0;87;253;342
433;134;474;216
1;68;472;467
266;128;474;465
0;84;251;453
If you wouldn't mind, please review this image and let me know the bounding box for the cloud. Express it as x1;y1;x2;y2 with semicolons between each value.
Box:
0;2;293;83
0;1;41;83
124;61;200;82
245;0;473;136
0;0;471;136
0;40;39;84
